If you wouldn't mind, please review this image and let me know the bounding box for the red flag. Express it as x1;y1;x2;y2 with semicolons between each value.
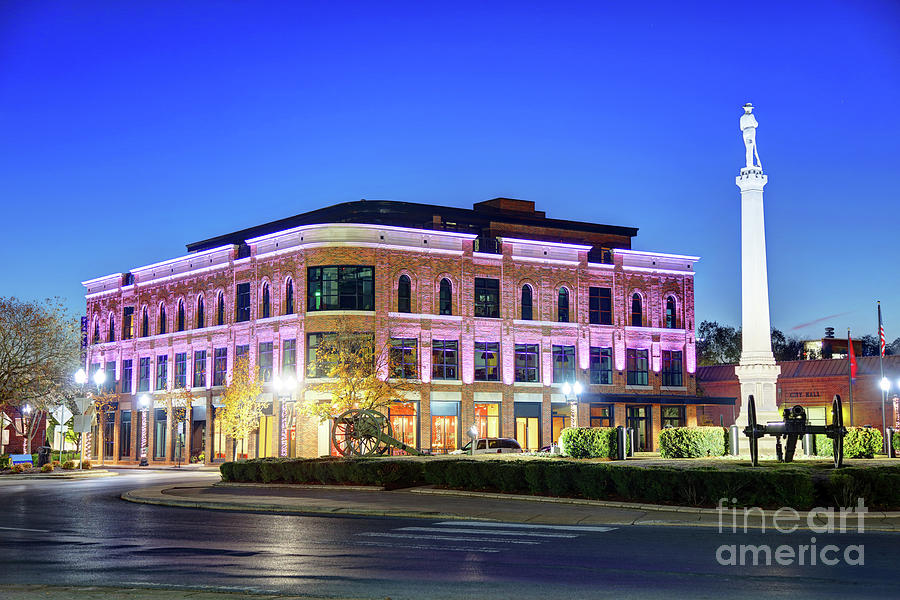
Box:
848;334;858;380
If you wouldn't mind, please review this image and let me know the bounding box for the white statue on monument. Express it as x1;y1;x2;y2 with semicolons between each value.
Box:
740;103;761;170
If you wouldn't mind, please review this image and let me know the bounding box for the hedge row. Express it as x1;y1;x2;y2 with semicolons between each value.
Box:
816;427;884;458
220;457;900;509
558;427;624;458
893;430;900;454
658;427;728;458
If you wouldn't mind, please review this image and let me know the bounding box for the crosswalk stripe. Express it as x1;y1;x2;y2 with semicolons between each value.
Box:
398;526;577;539
356;541;500;553
434;521;617;533
359;532;540;545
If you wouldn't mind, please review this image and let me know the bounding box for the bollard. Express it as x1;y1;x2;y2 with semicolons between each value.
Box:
888;428;896;458
802;433;814;457
626;427;635;457
616;425;627;460
730;425;741;456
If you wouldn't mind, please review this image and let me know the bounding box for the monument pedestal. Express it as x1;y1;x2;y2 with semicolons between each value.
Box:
734;362;781;458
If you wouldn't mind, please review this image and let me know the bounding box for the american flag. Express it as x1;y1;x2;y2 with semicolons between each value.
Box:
878;302;886;357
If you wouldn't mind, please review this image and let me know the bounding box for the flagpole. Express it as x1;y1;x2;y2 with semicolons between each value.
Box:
848;328;854;426
878;301;888;453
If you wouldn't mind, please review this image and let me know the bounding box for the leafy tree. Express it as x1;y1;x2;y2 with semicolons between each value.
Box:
771;328;804;362
0;297;80;452
299;320;414;422
858;335;880;357
696;321;742;366
216;357;264;461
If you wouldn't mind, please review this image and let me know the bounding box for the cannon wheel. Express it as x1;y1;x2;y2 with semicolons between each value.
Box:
331;409;393;457
832;395;844;468
747;394;759;467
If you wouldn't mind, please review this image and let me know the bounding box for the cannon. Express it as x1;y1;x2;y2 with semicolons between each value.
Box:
743;394;848;468
331;408;424;457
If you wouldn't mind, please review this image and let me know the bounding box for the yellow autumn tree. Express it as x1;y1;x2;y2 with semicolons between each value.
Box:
217;357;264;461
299;320;414;422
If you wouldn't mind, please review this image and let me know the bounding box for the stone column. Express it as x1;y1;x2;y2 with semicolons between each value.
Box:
733;107;781;454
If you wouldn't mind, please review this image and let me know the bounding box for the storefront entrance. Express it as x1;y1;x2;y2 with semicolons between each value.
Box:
626;405;651;451
514;402;541;450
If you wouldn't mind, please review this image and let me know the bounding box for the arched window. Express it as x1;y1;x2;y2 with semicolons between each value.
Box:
158;304;167;335
261;283;270;319
196;295;204;329
285;278;294;315
92;318;100;344
141;307;149;338
398;275;411;313
216;292;225;326
439;278;452;316
177;300;185;332
631;293;643;327
665;297;677;329
558;288;569;323
107;315;115;342
521;285;533;320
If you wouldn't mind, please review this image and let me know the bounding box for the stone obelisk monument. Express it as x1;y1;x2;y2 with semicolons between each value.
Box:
733;103;780;450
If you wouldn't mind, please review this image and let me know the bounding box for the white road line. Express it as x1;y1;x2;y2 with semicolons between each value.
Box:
0;526;50;533
359;532;539;545
399;526;577;538
356;540;500;553
435;521;617;533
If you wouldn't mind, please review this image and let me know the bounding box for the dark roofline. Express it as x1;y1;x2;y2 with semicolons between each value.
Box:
185;199;639;253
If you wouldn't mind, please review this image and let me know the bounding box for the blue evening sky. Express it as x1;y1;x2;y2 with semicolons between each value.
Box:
1;1;898;339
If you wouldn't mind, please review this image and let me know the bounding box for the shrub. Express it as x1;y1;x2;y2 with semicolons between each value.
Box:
658;427;727;458
819;427;883;459
893;430;900;455
0;455;9;469
844;427;883;458
558;427;621;458
62;461;76;470
12;464;26;474
815;433;834;457
51;460;61;467
81;460;93;470
41;464;54;473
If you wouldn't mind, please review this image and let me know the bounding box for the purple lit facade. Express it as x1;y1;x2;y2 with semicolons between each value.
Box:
81;198;729;463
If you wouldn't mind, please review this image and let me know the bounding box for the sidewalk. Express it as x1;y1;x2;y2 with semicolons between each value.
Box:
0;469;118;481
123;481;900;531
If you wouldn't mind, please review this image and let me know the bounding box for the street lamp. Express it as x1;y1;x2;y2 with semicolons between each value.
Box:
92;369;106;390
274;375;297;457
139;394;150;466
562;381;583;429
74;368;87;386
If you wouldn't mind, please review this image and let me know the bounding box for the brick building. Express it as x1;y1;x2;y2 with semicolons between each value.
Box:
697;356;900;435
82;197;729;465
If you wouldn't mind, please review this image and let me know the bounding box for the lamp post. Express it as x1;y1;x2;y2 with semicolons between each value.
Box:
273;375;297;457
561;381;583;429
139;394;150;466
21;404;32;454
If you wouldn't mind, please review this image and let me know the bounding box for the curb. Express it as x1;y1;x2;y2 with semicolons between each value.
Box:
120;484;900;531
0;470;118;481
407;487;900;518
121;486;471;521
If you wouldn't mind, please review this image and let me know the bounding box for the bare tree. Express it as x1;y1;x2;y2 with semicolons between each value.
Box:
0;297;80;452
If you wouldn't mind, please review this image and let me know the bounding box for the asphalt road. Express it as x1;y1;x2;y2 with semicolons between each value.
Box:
0;470;894;599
